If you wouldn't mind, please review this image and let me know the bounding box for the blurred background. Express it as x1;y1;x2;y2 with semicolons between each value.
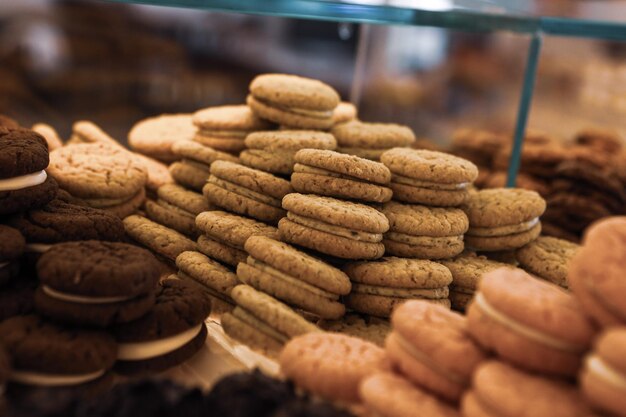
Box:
0;0;625;146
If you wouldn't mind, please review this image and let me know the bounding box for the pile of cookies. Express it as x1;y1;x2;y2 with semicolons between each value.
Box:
450;127;626;242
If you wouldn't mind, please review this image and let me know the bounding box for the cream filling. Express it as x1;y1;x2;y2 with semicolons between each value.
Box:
287;212;382;243
11;369;105;386
395;332;467;385
392;174;469;191
467;217;540;237
233;306;288;343
247;258;338;300
118;324;203;361
385;232;463;247
157;199;195;219
353;283;448;299
198;129;249;139
586;355;626;390
209;176;282;208
0;170;47;192
181;159;210;172
42;285;134;304
475;292;584;353
26;243;53;253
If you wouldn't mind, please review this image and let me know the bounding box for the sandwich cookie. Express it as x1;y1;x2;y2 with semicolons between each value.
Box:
440;254;513;312
279;332;388;404
169;139;239;192
387;300;487;402
464;188;546;251
35;241;161;326
462;361;594;417
48;143;147;218
0;225;25;287
343;257;452;318
112;279;211;374
145;183;211;237
248;74;339;130
381;149;478;207
331;121;415;161
123;215;196;263
237;236;352;319
279;193;389;260
467;268;595;377
382;201;469;259
128;114;196;162
32;123;63;150
568;217;626;327
204;161;293;224
332;101;357;125
515;236;579;289
241;130;337;175
0;128;58;215
221;285;320;355
291;149;393;203
580;328;626;417
0;280;36;322
175;250;238;305
360;372;461;417
195;211;279;268
0;315;116;388
318;313;391;347
193;105;273;154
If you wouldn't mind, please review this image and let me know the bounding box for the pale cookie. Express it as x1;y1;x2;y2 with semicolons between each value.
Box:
123;215;196;261
169;161;209;192
32;123;63;150
197;235;247;268
175;250;238;301
128;114;196;162
332;120;415;160
515;236;579;288
332;102;357;125
318;314;390;347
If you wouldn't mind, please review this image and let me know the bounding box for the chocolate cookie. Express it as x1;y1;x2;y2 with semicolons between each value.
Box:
0;280;36;321
35;241;161;326
332;121;415;161
0;225;25;287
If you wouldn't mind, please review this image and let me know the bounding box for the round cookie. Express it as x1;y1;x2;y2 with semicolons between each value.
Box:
112;279;211;374
32;123;63;151
279;193;389;260
332;102;357;125
387;300;486;402
204;161;292;224
0;225;25;287
145;183;211;237
35;241;161;326
175;250;238;303
361;372;461;417
0;315;116;387
0;128;58;215
238;236;351;319
248;74;339;130
332;121;415;161
515;236;579;288
241;130;337;175
128;114;196;162
291;149;393;203
279;332;388;403
467;268;595;377
67;120;120;147
463;361;593;417
133;152;173;195
343;257;452;318
318;313;391;347
123;215;197;262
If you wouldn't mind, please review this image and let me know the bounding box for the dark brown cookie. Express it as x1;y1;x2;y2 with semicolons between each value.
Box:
0;280;36;321
0;225;25;261
0;128;49;178
0;175;58;216
0;114;20;129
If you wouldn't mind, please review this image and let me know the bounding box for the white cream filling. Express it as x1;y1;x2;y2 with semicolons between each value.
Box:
475;292;584;353
42;285;134;304
26;243;53;253
392;174;469;191
11;369;105;386
468;217;540;237
0;170;47;192
586;355;626;390
259;98;333;119
118;324;203;361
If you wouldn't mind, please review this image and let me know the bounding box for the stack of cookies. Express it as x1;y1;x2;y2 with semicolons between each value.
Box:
331;120;416;160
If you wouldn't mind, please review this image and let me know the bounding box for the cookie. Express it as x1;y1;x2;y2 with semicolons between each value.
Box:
221;285;320;355
463;188;546;251
332;102;357;125
451;128;505;168
343;257;452;318
0;280;36;322
332;121;415;161
133;153;173;195
175;250;238;303
128;114;196;162
196;235;247;269
279;332;388;403
381;149;478;206
515;236;579;288
279;193;389;260
67;121;120;147
241;130;336;175
382;201;468;259
112;279;211;374
387;300;486;402
0;225;25;287
237;236;351;319
440;253;513;311
248;74;339;130
145;183;211;237
123;215;197;262
292;149;393;203
361;372;460;417
580;328;626;417
32;123;63;150
35;241;160;326
568;217;626;327
318;314;390;347
0;315;116;387
483;171;550;196
575;127;623;154
204;161;292;224
467;268;595;377
193;105;273;154
0;128;58;215
463;360;593;417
